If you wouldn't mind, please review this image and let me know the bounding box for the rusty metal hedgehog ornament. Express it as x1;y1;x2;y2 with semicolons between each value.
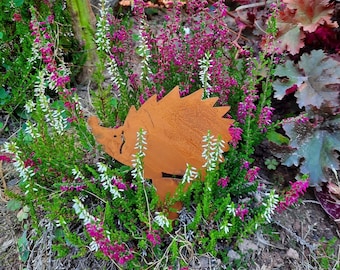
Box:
88;86;234;218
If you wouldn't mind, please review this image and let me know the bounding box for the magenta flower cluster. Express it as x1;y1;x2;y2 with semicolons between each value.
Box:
22;152;41;174
237;87;258;124
229;126;243;148
243;161;260;182
258;106;274;132
60;177;87;192
0;155;13;163
245;166;260;183
217;176;230;188
111;177;127;191
277;180;309;212
235;205;249;221
86;222;134;265
104;0;241;104
146;229;161;247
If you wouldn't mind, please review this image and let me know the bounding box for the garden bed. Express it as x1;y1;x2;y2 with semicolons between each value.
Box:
1;0;340;269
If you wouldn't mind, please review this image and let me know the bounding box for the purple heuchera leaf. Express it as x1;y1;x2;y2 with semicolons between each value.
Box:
280;118;340;188
315;187;340;227
273;60;306;100
273;50;340;110
296;50;340;109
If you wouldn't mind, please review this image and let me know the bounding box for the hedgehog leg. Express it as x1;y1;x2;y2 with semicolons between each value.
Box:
151;177;183;220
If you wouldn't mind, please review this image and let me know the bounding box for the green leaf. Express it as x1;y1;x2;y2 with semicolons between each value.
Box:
0;32;3;39
16;109;29;120
110;97;118;109
17;206;30;221
265;158;279;170
266;130;289;145
51;100;65;110
18;230;29;262
14;0;24;7
7;200;22;211
54;228;65;240
0;87;11;105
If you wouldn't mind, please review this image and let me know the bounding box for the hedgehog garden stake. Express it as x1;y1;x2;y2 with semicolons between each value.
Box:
88;86;234;219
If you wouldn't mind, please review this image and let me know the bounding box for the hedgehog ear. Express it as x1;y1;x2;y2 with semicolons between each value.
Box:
123;105;137;128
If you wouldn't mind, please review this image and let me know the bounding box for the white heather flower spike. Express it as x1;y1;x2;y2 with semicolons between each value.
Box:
136;20;152;82
202;131;224;172
50;109;67;135
198;51;212;98
34;70;48;97
182;163;198;184
72;166;85;180
262;190;279;223
25;121;41;139
106;55;126;91
154;212;170;228
131;129;147;181
102;180;121;200
72;197;97;225
227;204;236;216
89;241;100;252
24;100;36;113
95;0;125;91
95;0;110;52
72;94;82;112
97;163;122;200
220;222;232;234
3;142;35;183
97;162;108;173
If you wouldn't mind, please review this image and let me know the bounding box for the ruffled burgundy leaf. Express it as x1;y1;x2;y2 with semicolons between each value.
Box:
314;186;340;228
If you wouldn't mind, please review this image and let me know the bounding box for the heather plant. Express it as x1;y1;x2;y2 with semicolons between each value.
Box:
1;0;313;268
0;0;81;120
2;6;93;230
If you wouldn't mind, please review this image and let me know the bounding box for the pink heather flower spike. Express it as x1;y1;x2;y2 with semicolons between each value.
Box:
146;229;161;247
235;205;249;221
217;177;229;188
86;222;134;264
258;106;274;132
229;127;242;148
245;166;260;182
0;155;13;163
277;179;309;212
